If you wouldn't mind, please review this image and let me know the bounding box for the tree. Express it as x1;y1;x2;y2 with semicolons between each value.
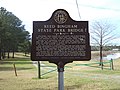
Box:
91;20;116;67
18;31;31;56
18;39;31;56
0;7;30;59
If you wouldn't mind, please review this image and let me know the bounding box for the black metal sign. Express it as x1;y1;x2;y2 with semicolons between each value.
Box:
31;9;91;61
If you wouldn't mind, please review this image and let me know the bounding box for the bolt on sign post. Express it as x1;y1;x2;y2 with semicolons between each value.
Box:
31;9;91;90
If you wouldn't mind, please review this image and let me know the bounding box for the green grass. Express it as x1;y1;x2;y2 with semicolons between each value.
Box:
0;52;120;90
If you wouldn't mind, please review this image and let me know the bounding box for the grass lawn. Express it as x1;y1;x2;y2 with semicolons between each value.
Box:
0;52;120;90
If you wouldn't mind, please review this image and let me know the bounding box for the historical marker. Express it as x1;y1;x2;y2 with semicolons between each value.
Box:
31;9;91;62
31;9;91;90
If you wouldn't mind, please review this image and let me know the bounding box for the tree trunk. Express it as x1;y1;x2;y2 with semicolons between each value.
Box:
2;49;6;59
99;46;103;69
7;49;10;58
12;48;15;58
25;52;27;56
0;48;1;60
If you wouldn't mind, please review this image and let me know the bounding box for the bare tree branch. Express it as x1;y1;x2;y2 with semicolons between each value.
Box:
91;20;117;65
91;36;100;45
91;20;117;46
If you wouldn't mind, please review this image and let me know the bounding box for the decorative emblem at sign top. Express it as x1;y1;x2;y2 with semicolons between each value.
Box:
54;10;68;24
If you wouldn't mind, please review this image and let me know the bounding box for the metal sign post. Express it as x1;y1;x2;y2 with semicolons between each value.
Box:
58;71;64;90
49;61;73;90
38;61;41;79
57;62;64;90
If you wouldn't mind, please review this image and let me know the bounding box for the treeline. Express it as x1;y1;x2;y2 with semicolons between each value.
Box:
91;46;120;51
0;7;31;60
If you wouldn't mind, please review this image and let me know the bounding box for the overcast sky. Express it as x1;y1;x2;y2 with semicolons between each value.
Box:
0;0;120;45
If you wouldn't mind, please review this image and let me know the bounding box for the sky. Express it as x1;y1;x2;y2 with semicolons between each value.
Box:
0;0;120;45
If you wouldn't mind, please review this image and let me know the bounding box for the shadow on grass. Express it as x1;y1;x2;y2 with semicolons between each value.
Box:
0;67;13;71
0;78;3;80
1;57;31;61
32;76;52;80
110;89;120;90
0;66;33;71
0;61;33;64
65;84;82;90
26;86;58;90
26;88;54;90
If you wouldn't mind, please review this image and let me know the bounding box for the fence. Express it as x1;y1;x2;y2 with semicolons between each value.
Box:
76;59;114;70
